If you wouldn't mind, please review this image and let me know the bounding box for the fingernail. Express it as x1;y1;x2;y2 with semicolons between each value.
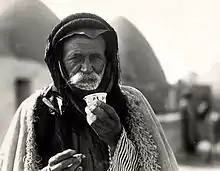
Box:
70;150;76;155
73;154;82;157
73;154;86;159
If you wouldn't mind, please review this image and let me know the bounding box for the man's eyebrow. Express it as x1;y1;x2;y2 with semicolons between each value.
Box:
66;50;82;57
90;52;101;55
89;53;105;59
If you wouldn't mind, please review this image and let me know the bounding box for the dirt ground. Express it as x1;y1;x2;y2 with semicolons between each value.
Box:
176;147;220;171
179;165;220;171
159;112;220;171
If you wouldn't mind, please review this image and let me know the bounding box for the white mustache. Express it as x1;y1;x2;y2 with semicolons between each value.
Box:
67;72;102;90
68;72;100;84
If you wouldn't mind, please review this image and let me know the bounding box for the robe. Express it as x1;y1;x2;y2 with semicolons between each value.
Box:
0;85;178;171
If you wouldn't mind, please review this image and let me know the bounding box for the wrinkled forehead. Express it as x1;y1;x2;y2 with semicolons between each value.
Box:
62;35;106;54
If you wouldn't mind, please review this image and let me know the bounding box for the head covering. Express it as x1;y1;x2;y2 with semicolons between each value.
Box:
54;28;109;46
44;13;126;117
44;13;120;98
43;14;129;152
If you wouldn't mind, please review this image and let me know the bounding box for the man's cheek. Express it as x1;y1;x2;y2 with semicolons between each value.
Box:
93;63;106;75
69;65;81;77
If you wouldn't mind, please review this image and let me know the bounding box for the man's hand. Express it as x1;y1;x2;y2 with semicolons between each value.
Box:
41;149;85;171
85;100;122;149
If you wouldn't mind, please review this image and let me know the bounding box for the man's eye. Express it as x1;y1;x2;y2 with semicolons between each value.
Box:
89;54;103;61
68;54;83;61
73;54;83;59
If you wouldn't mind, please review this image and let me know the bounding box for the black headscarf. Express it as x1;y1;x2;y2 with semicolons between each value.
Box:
45;13;118;93
34;14;130;168
44;13;128;126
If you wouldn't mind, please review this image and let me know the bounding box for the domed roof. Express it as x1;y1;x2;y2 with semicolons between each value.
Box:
111;17;169;113
0;0;59;63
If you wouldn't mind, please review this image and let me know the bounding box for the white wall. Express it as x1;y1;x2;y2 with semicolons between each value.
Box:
0;56;52;143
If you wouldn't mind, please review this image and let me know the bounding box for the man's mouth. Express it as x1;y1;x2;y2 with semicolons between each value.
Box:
68;73;99;84
68;72;102;90
80;77;97;83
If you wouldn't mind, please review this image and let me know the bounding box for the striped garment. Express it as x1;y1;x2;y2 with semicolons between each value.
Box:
108;128;139;171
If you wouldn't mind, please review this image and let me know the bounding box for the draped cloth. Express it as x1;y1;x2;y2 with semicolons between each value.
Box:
0;85;178;171
0;13;179;171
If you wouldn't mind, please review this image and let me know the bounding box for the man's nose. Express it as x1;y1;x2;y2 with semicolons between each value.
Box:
81;57;93;73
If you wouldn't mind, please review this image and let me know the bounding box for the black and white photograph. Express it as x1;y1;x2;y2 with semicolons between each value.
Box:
0;0;220;170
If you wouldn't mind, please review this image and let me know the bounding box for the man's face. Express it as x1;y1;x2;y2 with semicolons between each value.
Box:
62;35;107;90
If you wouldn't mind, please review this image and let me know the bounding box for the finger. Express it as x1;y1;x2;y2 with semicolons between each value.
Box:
98;102;120;120
86;100;105;113
49;149;76;166
90;121;111;139
91;121;107;137
64;166;83;171
50;155;82;170
87;106;114;132
68;156;83;170
91;106;110;122
86;105;114;132
98;101;115;114
91;111;113;130
85;105;109;124
85;107;97;125
91;121;103;131
89;121;103;136
86;102;112;123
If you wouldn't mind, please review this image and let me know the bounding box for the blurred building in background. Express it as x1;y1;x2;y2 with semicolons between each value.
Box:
111;17;169;114
0;0;59;143
166;72;213;113
164;72;220;158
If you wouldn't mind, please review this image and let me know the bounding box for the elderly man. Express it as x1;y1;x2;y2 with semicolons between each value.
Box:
0;13;178;171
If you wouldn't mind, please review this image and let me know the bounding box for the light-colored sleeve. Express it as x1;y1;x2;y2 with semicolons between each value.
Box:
0;103;26;171
0;92;42;171
108;128;139;171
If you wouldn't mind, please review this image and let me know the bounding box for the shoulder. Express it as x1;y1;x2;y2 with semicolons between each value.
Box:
120;85;154;113
120;85;158;121
120;85;143;97
10;85;53;131
17;85;52;112
120;85;147;103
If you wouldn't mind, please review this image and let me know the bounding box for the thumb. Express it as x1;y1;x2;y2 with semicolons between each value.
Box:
85;107;97;125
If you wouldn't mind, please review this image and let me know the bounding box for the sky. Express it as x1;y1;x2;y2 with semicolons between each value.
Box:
2;0;220;84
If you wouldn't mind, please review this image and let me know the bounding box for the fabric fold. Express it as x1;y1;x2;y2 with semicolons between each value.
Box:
0;86;178;171
108;127;138;171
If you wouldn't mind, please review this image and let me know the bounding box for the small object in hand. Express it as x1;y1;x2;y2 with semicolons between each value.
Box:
83;92;107;106
73;154;86;159
85;107;97;125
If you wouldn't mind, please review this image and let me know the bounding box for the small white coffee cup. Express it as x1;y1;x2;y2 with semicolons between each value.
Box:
83;92;107;106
